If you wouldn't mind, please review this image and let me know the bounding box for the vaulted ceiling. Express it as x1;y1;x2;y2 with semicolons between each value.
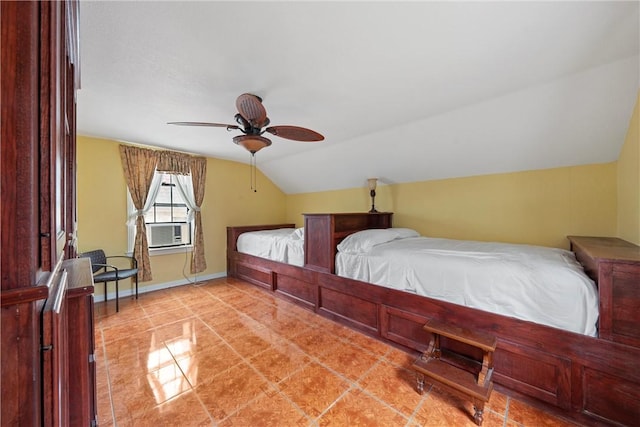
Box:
77;1;639;194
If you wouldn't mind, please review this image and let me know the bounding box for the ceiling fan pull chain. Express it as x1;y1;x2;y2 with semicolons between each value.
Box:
250;153;257;193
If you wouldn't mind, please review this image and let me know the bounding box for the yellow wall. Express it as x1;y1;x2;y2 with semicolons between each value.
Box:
617;92;640;245
78;91;638;297
286;95;640;249
76;136;286;298
287;164;617;249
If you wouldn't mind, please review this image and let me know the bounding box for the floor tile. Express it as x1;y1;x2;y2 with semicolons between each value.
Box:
359;360;425;417
507;398;581;426
147;305;194;327
110;375;167;422
185;295;229;317
318;340;381;381
289;327;343;357
225;326;287;358
249;340;311;384
486;390;509;417
149;317;188;341
116;391;212;427
344;329;395;356
412;385;505;427
318;388;408;427
194;362;273;421
98;304;148;328
141;298;186;317
384;346;419;369
101;317;154;344
278;361;350;418
96;383;113;425
219;391;309;427
175;343;243;388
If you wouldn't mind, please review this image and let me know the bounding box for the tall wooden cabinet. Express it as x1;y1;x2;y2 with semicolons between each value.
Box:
1;1;95;425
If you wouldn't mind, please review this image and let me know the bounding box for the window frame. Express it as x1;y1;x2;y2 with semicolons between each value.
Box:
126;171;195;256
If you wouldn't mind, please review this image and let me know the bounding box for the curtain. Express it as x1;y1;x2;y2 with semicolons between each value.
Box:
188;156;207;273
127;172;162;228
157;150;191;175
160;151;207;274
119;145;158;281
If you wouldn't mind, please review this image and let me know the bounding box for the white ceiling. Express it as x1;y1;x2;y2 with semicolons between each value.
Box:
77;1;640;194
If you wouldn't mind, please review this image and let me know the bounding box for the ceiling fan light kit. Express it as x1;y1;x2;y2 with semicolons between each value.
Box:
233;135;272;154
169;93;324;191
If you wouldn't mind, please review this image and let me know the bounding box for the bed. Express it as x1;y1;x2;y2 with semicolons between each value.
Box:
227;213;640;426
334;229;599;336
236;227;304;266
236;225;599;336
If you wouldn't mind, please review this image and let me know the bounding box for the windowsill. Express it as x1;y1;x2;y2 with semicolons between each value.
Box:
126;245;193;257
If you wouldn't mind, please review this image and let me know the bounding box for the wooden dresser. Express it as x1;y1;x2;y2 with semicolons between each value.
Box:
568;236;640;347
304;212;393;273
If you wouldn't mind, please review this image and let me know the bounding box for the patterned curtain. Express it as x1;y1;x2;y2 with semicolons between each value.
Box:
157;150;191;175
189;156;207;274
119;145;158;281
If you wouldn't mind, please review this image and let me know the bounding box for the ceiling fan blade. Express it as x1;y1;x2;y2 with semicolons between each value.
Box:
236;93;267;127
265;125;324;142
167;121;240;129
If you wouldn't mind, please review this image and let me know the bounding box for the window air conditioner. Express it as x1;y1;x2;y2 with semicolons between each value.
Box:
147;223;188;247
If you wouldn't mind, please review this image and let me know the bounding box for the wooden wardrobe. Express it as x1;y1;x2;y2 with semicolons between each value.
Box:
1;1;96;425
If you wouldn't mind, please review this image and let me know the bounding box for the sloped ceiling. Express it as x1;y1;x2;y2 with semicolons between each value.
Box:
77;1;639;194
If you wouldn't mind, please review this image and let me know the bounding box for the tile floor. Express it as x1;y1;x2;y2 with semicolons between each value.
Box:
94;277;582;427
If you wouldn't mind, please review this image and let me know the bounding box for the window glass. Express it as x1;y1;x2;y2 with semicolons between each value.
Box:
142;173;192;248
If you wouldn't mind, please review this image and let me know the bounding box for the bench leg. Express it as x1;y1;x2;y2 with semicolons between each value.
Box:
416;372;425;395
473;402;485;426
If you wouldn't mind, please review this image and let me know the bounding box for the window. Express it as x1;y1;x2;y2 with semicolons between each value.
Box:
144;174;189;223
127;172;194;253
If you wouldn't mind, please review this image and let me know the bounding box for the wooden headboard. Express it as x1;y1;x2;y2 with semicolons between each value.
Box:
303;212;393;273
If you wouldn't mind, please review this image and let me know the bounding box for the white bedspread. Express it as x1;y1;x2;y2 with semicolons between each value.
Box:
237;228;304;266
336;236;599;336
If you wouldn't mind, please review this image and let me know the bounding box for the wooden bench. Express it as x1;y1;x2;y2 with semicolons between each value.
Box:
411;318;497;426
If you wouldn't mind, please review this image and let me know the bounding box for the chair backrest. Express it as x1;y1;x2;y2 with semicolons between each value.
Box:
80;249;107;274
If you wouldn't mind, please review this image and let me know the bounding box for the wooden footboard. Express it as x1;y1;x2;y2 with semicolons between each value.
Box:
568;236;640;348
227;224;640;426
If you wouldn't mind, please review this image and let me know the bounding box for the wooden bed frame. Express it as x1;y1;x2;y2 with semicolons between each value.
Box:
226;213;640;426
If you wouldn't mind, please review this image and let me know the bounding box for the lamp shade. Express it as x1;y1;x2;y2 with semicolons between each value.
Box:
368;178;378;191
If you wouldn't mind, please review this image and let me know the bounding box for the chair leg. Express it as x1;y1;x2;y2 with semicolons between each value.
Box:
135;273;138;300
104;282;108;303
115;279;119;312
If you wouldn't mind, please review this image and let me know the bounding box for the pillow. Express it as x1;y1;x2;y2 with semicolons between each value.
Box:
337;228;421;254
291;227;305;240
388;228;420;239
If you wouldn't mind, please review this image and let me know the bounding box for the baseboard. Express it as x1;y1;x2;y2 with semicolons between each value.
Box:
97;271;227;302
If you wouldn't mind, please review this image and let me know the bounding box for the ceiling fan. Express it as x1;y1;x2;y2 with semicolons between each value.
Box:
168;93;324;154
